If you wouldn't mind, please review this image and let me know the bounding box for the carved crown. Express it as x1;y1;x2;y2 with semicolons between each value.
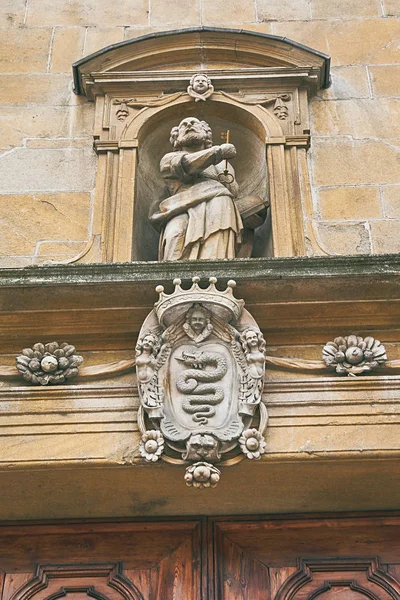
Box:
155;276;244;326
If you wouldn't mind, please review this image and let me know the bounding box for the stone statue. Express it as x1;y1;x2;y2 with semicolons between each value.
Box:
149;117;243;261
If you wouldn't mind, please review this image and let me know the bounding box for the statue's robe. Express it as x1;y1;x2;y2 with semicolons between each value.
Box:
150;151;243;261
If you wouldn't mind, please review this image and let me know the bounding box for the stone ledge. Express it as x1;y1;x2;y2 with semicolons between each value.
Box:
0;254;399;287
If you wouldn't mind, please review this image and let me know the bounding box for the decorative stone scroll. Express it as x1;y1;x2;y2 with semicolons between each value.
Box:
136;276;268;487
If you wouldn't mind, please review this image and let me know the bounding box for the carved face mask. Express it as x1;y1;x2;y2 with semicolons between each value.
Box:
192;75;209;94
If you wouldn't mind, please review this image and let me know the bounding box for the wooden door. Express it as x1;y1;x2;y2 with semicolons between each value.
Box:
211;515;400;600
2;515;400;600
0;520;203;600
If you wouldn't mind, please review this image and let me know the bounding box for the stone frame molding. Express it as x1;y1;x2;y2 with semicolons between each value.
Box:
70;27;330;263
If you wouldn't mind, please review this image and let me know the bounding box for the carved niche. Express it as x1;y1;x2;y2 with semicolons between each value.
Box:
135;276;268;487
70;28;330;264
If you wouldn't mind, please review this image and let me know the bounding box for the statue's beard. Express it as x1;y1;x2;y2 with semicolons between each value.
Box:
178;130;205;147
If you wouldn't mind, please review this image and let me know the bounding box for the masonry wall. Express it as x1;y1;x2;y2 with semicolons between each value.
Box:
0;0;399;266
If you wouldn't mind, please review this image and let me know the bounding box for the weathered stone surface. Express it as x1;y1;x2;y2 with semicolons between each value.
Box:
0;75;74;105
311;99;400;139
0;256;32;268
257;0;310;21
203;0;254;24
383;0;400;16
0;0;26;26
36;240;88;256
316;221;371;254
383;185;400;218
318;187;382;220
25;139;91;149
369;65;400;97
371;220;400;253
151;0;201;26
50;27;85;73
0;148;96;193
0;105;94;148
0;28;52;73
0;193;91;256
312;139;400;186
27;0;149;26
273;18;400;66
320;67;370;100
85;27;124;56
312;0;381;18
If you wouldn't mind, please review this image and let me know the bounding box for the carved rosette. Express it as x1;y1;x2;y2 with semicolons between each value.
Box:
139;430;164;462
323;335;387;376
136;276;268;487
239;428;267;459
16;342;83;385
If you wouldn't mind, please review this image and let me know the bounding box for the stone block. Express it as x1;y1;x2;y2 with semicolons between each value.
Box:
318;187;382;220
383;186;400;218
0;105;94;148
0;28;52;73
312;0;381;18
151;0;200;26
383;0;400;16
26;0;149;27
85;27;125;56
311;99;400;139
316;221;371;254
0;193;91;256
369;66;400;98
0;148;96;193
257;0;310;21
320;67;370;100
273;18;400;66
370;220;400;253
50;27;85;73
312;139;400;186
0;0;26;26
0;256;32;268
0;75;73;105
203;0;255;24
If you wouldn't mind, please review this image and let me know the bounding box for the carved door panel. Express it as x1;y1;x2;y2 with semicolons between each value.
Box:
211;516;400;600
0;521;202;600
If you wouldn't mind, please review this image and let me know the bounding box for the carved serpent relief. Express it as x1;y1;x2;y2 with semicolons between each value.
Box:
136;277;268;487
176;350;228;424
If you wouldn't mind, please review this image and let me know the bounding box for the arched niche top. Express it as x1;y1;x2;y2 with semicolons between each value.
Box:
73;27;330;98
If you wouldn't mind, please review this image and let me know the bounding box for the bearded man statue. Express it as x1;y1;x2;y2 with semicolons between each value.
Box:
149;117;243;261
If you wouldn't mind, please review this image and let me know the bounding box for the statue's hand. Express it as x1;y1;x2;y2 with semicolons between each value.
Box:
219;143;237;159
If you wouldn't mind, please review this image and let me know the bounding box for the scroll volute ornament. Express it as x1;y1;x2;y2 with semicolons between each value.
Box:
136;276;268;487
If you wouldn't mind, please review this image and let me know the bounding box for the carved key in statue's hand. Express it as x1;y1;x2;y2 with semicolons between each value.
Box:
219;143;236;160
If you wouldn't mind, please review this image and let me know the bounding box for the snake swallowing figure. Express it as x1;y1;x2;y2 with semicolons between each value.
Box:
176;350;228;425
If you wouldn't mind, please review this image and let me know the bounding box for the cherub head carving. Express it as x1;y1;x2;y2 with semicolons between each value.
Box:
187;73;214;102
183;303;213;342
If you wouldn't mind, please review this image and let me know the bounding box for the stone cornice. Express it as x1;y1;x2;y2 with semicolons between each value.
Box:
0;254;399;288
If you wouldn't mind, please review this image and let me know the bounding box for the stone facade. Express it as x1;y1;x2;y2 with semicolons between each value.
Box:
0;0;399;265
